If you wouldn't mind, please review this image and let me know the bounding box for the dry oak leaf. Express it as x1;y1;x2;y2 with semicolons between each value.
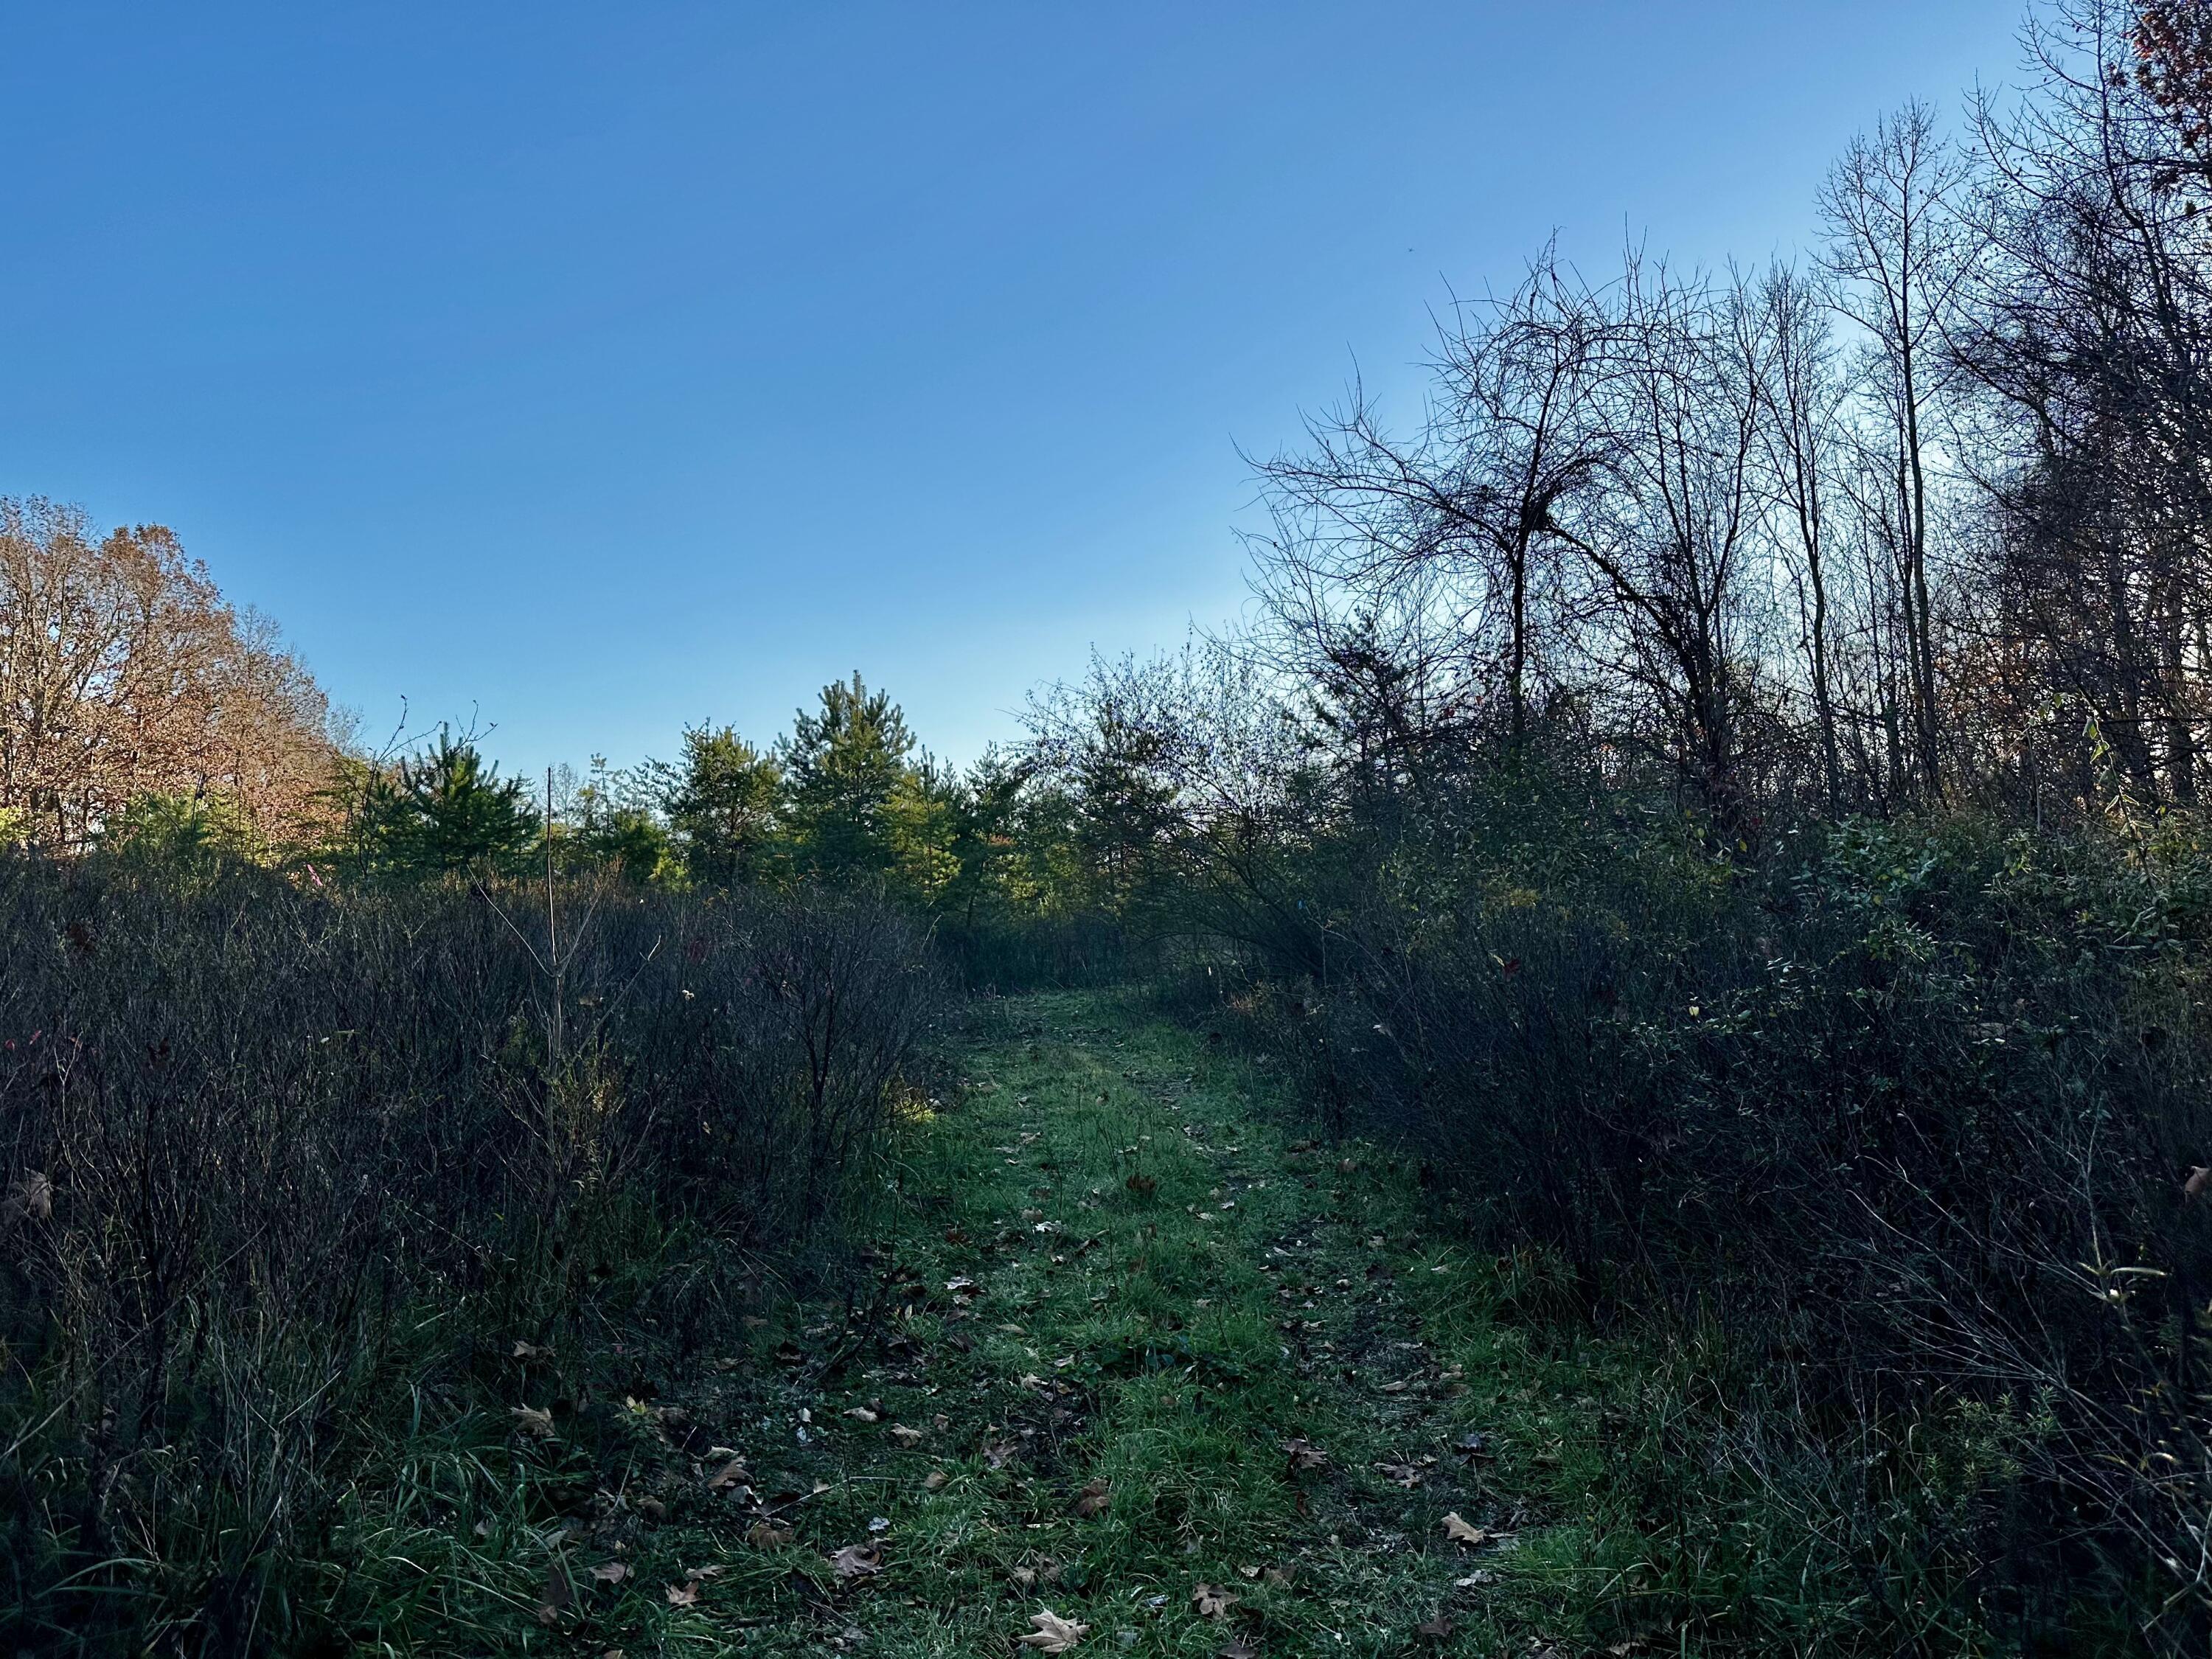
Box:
1415;1612;1455;1639
844;1406;880;1423
830;1542;885;1579
533;1559;572;1627
706;1455;750;1493
664;1581;700;1607
589;1560;630;1585
889;1424;925;1445
745;1521;794;1548
1440;1511;1488;1545
1281;1437;1327;1471
2188;1165;2212;1199
922;1470;949;1492
1192;1584;1240;1618
1073;1478;1110;1517
509;1405;556;1439
1017;1608;1089;1652
512;1339;553;1360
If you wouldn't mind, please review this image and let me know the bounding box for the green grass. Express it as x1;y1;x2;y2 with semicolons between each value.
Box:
310;990;1869;1657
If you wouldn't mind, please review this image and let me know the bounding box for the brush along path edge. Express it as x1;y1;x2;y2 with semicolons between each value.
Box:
458;992;1649;1657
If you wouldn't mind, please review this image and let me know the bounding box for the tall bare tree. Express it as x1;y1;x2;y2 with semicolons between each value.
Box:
1820;100;1973;803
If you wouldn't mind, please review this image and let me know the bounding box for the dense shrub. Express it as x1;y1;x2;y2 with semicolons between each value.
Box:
0;852;943;1653
1211;793;2212;1649
931;911;1150;993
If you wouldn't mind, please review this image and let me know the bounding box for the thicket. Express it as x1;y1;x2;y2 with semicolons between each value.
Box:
0;849;942;1652
1170;757;2210;1649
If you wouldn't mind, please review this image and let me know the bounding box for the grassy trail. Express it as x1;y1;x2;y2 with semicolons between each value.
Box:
444;992;1645;1657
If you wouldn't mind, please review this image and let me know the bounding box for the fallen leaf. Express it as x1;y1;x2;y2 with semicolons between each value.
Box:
1017;1607;1089;1652
664;1581;699;1607
844;1406;880;1422
890;1424;925;1445
706;1455;750;1493
12;1172;52;1222
1441;1511;1488;1545
1281;1438;1328;1471
1415;1612;1455;1639
512;1340;553;1360
984;1440;1021;1470
1378;1460;1425;1489
1074;1478;1110;1517
745;1521;794;1548
831;1543;884;1579
534;1558;572;1627
510;1405;556;1439
2189;1166;2212;1199
922;1470;949;1492
589;1560;630;1585
1192;1583;1240;1618
1218;1643;1262;1659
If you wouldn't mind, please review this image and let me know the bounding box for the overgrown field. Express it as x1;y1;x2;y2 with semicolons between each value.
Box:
223;990;1835;1659
0;854;943;1654
4;836;2200;1655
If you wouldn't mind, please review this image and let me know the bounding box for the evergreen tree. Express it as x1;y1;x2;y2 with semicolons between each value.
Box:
356;728;539;877
779;674;917;885
663;724;782;886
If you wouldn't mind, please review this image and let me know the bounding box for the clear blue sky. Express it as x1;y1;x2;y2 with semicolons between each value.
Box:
1;1;2025;775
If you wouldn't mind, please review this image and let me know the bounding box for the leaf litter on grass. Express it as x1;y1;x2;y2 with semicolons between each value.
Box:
446;991;1663;1656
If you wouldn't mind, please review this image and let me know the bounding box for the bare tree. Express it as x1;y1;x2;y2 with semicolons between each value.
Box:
1563;257;1778;828
1820;101;1974;804
1751;262;1854;812
1248;247;1618;762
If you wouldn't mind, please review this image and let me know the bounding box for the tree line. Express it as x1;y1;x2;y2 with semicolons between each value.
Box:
1232;0;2212;836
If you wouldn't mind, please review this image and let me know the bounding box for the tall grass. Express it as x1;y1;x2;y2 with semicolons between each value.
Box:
0;851;944;1653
